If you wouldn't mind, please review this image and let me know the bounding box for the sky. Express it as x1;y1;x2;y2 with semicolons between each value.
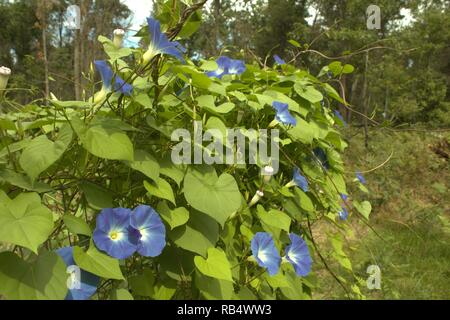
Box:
121;1;153;46
122;0;153;31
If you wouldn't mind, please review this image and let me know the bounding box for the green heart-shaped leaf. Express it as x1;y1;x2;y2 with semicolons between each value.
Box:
144;177;175;205
72;117;134;161
125;150;160;182
195;272;234;300
111;288;134;300
169;210;219;257
62;215;92;236
0;252;68;300
157;201;189;230
194;248;233;282
73;245;124;280
19;124;73;180
354;201;372;220
183;167;241;226
128;269;154;297
0;192;53;253
294;83;324;103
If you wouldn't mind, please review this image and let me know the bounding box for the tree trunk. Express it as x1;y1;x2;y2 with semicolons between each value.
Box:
42;26;49;103
349;75;360;124
362;52;370;149
74;27;81;100
213;0;221;54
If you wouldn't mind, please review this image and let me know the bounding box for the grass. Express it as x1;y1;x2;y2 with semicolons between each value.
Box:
314;128;450;300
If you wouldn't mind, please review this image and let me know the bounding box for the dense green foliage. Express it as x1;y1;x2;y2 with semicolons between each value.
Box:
0;0;374;300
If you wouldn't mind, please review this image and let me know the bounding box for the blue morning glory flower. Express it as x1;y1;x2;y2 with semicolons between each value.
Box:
130;205;166;257
227;58;246;75
313;147;330;170
56;247;100;300
334;110;347;126
94;60;133;96
207;56;246;79
251;232;281;276
293;167;309;192
93;208;140;259
274;55;286;65
341;193;348;201
272;101;297;126
285;233;312;277
338;207;349;221
142;17;186;63
207;56;231;79
356;172;366;184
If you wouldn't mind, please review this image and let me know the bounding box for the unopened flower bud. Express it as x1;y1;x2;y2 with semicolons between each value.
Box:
0;66;11;93
262;166;274;184
268;119;279;129
113;29;125;49
249;190;264;207
237;110;244;124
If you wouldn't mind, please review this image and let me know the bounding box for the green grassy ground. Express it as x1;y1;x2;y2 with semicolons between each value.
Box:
315;128;450;300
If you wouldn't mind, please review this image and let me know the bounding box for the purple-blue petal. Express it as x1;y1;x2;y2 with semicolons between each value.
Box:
56;247;100;300
228;59;246;75
147;17;162;47
130;205;166;257
147;17;185;62
114;77;133;96
285;234;312;277
94;60;114;90
274;55;286;65
293;168;309;192
272;101;296;126
338;207;349;221
251;232;281;276
95;60;133;95
207;56;231;79
313;147;330;170
356;172;366;184
207;56;246;78
333;110;347;126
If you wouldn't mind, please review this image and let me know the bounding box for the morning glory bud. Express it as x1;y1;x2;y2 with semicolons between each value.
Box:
262;166;274;184
249;190;264;207
113;29;125;49
0;66;11;94
237;109;244;124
